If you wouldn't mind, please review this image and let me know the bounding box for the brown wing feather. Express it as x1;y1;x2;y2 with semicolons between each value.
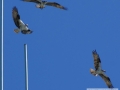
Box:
45;2;67;10
12;6;20;28
92;50;101;71
21;0;40;3
99;74;114;88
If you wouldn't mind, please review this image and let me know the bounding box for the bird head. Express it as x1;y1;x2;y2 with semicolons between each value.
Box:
90;68;97;76
36;4;40;8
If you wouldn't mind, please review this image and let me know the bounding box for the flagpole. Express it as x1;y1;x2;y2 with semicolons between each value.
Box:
0;0;3;89
24;44;28;90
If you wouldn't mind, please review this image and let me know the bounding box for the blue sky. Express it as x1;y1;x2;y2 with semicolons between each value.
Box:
4;0;120;90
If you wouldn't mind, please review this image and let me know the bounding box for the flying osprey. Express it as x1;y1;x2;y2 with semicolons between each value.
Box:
21;0;67;10
90;50;114;88
12;6;33;34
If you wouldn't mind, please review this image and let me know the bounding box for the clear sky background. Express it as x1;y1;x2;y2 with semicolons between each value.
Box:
4;0;120;90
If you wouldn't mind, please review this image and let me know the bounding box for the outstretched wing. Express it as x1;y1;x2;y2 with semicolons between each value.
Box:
21;0;40;3
92;50;101;71
99;74;114;88
12;6;20;28
45;2;67;10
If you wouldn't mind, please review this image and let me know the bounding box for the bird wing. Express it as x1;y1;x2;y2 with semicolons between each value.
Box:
99;74;114;88
92;50;101;71
12;6;20;28
21;0;40;3
45;2;67;10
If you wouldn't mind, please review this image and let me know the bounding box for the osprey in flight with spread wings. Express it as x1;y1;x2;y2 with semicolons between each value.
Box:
21;0;67;10
90;50;114;88
12;6;33;34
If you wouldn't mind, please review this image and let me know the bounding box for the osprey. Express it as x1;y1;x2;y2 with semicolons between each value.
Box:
90;50;114;88
12;6;33;34
21;0;67;10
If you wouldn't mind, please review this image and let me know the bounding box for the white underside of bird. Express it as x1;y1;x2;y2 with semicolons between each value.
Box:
19;20;28;30
36;2;45;8
14;20;30;34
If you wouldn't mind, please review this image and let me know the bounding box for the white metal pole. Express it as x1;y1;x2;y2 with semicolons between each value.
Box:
24;44;28;90
0;0;3;89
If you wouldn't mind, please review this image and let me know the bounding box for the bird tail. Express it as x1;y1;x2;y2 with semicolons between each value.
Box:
14;29;21;33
